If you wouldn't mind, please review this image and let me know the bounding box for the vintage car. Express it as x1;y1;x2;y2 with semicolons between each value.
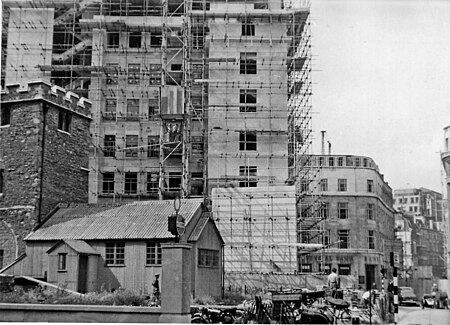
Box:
420;291;448;309
399;287;419;306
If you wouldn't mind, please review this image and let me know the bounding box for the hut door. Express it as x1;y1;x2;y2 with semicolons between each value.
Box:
78;255;88;293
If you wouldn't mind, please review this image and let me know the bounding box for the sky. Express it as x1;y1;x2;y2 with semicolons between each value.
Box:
310;0;450;193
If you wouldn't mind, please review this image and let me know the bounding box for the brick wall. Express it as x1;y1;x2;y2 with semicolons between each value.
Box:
0;81;91;267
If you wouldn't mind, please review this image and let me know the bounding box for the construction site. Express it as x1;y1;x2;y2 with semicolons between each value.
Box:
1;0;330;291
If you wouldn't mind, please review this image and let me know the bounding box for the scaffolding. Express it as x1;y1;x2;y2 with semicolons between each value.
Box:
1;0;324;285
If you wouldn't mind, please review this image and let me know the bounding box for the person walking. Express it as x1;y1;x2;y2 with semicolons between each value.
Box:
152;274;160;305
327;267;340;298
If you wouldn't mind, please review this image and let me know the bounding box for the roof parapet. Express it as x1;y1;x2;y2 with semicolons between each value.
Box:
3;80;91;117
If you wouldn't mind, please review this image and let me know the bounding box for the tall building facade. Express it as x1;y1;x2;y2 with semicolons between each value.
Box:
441;125;450;290
393;187;444;230
299;155;396;290
1;0;313;206
0;81;91;269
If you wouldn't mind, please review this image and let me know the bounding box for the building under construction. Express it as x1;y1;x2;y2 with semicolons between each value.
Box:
2;0;321;286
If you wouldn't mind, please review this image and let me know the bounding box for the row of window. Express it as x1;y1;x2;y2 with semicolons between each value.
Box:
1;107;72;133
313;156;374;168
299;263;351;275
395;197;419;204
319;202;376;220
57;243;219;270
319;178;374;193
102;132;257;158
333;229;375;250
104;52;258;86
104;88;257;118
101;166;257;195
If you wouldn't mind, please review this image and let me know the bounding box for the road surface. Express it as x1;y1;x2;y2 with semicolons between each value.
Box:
398;305;450;325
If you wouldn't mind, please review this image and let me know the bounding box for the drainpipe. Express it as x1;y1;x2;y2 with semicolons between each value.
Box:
37;103;48;225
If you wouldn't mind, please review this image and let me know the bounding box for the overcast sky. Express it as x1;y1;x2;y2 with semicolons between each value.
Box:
310;0;450;193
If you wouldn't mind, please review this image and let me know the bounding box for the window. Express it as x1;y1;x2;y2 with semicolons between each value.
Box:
338;230;349;249
415;197;419;203
410;197;414;204
367;180;374;193
167;172;182;191
126;99;140;119
57;111;71;133
366;203;375;220
320;203;329;219
149;64;162;84
322;230;330;246
146;242;162;265
414;206;418;212
319;263;331;273
105;242;125;265
240;52;257;74
150;32;162;47
240;89;257;112
148;98;160;117
239;131;257;150
328;157;334;167
198;249;219;267
242;19;255;36
124;172;138;194
58;253;67;271
147;172;159;194
148;136;159;158
0;249;4;269
319;157;324;166
105;98;117;113
106;63;119;84
338;179;347;192
128;63;140;84
1;107;11;126
171;64;182;71
363;158;368;167
125;135;138;157
299;263;312;273
338;264;351;275
107;32;120;48
368;230;375;249
239;166;257;187
338;202;348;219
320;179;328;192
254;0;268;9
129;32;141;48
102;172;115;194
338;157;344;166
104;135;116;157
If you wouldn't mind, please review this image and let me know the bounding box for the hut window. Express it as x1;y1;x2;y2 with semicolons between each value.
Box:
105;242;125;265
58;253;67;271
198;249;219;268
146;242;162;265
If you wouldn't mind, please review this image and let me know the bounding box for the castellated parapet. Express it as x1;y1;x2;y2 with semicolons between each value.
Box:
0;80;92;270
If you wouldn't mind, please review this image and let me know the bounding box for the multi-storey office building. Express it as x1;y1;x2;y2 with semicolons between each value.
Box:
1;0;313;205
393;187;444;228
299;155;396;290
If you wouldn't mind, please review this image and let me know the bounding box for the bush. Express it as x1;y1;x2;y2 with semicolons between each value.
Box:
0;285;148;306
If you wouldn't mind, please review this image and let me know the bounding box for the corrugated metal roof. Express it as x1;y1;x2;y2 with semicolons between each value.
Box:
27;199;203;241
64;240;99;255
41;203;125;228
188;215;209;242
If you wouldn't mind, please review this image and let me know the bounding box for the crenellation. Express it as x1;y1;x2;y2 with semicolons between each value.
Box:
2;81;91;117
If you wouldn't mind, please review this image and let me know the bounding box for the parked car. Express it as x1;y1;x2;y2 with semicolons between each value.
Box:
399;286;419;306
420;291;449;309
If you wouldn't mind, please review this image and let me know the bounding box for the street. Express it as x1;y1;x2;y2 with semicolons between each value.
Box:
398;305;450;325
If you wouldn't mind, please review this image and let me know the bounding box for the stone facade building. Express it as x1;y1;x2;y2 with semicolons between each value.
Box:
299;155;396;290
0;80;91;269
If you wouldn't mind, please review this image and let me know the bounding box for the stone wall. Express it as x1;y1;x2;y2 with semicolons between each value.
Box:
0;80;91;267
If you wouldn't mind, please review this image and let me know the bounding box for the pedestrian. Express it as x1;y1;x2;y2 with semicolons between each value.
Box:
327;267;340;298
152;274;160;305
